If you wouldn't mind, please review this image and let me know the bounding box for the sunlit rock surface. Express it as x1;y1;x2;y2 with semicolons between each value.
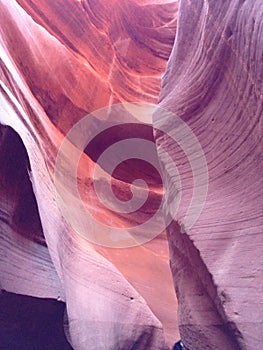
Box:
155;0;263;349
0;0;178;349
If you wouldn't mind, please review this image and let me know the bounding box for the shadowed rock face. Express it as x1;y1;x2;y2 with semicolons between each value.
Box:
155;0;263;349
0;291;73;350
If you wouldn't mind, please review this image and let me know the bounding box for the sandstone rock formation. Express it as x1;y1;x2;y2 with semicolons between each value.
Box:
0;0;178;349
1;0;262;349
155;0;263;349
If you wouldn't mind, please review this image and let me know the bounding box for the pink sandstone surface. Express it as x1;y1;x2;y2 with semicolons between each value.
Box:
0;0;178;349
0;0;262;349
155;0;263;349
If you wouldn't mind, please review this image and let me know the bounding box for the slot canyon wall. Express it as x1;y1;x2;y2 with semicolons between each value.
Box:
0;0;262;350
0;0;178;349
155;0;263;349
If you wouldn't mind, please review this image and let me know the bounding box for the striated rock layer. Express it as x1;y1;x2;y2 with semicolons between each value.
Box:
2;0;262;349
0;0;178;349
155;0;263;349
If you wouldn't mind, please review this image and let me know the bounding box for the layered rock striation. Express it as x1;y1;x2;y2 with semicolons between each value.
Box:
155;0;263;349
0;0;178;349
1;0;262;349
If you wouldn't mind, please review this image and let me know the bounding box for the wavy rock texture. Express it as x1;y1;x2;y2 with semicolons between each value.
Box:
0;0;179;349
1;0;262;349
155;0;263;349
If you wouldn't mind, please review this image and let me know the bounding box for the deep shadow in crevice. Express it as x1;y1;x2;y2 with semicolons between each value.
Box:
0;290;73;350
0;124;46;246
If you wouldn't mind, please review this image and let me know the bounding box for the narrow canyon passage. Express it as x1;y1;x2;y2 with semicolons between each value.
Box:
0;0;263;349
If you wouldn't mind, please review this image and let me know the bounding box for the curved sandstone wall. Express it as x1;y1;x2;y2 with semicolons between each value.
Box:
155;0;263;349
0;0;262;349
0;0;178;349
